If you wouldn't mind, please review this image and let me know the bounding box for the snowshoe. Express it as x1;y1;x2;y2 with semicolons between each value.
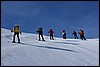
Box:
42;40;45;41
12;41;16;43
17;42;21;43
38;39;41;41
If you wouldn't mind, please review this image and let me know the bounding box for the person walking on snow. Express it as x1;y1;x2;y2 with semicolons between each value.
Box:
11;24;21;43
72;31;78;39
37;27;45;41
78;29;86;40
61;29;66;39
48;29;54;40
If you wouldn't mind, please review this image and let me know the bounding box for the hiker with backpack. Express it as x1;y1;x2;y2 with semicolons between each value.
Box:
61;29;66;39
48;29;54;40
72;31;78;39
37;27;45;41
78;29;86;40
11;24;21;43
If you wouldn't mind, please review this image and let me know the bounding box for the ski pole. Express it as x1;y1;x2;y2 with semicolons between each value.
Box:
60;32;62;38
36;34;37;40
11;30;13;42
36;30;38;40
20;32;22;42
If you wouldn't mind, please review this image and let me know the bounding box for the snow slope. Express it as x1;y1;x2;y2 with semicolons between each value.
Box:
1;28;99;66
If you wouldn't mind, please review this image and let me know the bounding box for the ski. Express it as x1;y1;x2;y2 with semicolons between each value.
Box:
10;41;24;44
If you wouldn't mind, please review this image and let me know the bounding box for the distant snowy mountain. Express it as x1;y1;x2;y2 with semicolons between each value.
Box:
1;28;99;66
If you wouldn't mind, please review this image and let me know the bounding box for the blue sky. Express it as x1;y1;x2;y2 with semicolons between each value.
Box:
1;1;99;38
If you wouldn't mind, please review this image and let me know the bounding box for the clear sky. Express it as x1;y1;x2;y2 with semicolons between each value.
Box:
1;1;99;38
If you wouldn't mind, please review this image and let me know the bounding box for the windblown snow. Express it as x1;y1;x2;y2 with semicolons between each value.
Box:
1;28;99;66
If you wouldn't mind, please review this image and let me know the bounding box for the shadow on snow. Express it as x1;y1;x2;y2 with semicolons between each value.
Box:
46;41;80;45
21;42;79;53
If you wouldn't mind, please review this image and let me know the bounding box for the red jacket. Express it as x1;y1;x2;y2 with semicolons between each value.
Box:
48;30;54;34
78;30;84;35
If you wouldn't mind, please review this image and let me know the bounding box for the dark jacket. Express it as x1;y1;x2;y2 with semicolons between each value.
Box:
72;31;77;35
37;28;43;35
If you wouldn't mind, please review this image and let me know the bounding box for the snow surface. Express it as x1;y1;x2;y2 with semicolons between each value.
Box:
1;28;99;66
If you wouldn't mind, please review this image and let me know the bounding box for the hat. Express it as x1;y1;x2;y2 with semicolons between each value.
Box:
39;27;43;29
15;24;18;26
62;29;65;32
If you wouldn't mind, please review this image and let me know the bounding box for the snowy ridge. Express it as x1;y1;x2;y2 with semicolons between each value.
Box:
1;28;99;66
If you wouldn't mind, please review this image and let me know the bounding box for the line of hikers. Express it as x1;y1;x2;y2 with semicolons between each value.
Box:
11;24;86;43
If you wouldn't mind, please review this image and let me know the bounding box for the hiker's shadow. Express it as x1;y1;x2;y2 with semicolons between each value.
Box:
22;43;79;53
49;41;80;45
